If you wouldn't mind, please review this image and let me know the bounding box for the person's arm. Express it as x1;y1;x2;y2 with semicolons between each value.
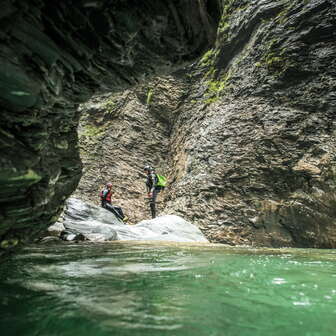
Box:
149;173;156;196
146;177;150;193
100;190;106;207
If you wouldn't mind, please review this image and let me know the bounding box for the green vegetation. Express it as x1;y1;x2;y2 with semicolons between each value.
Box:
203;71;232;106
217;0;250;42
146;88;153;105
1;169;42;187
0;238;19;249
198;49;219;81
256;36;295;75
103;98;116;115
207;79;227;96
275;0;300;25
82;124;104;138
257;42;298;76
204;96;220;105
265;53;285;70
217;3;233;41
199;49;216;67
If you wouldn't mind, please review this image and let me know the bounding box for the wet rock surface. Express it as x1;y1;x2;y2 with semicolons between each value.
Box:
0;0;335;249
0;0;218;250
74;0;336;247
48;198;208;243
164;0;336;247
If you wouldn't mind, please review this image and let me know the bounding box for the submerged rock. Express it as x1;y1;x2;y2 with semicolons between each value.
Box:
39;236;62;244
60;232;86;242
53;198;208;243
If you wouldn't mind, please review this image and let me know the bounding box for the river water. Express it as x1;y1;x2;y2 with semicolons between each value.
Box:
0;242;335;336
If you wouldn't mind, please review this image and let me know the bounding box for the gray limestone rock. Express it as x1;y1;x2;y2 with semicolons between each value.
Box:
1;0;335;250
0;0;218;249
54;198;208;243
73;0;336;248
116;215;209;243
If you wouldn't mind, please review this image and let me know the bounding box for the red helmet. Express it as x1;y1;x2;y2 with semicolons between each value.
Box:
106;182;112;188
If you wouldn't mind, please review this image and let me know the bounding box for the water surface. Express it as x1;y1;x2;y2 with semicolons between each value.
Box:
0;242;335;335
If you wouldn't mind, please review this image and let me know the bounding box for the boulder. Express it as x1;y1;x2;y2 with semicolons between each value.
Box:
53;198;208;243
47;222;65;236
116;216;209;243
61;198;120;242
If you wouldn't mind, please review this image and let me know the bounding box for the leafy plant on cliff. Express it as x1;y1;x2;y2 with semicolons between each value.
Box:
203;70;232;105
103;98;116;115
146;88;153;105
82;124;104;138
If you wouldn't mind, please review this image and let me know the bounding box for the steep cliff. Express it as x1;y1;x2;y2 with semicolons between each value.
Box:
75;0;336;247
0;0;335;250
166;0;336;247
73;75;187;223
0;0;219;251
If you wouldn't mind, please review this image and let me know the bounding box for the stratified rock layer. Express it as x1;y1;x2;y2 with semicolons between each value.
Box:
75;0;336;248
0;0;335;249
0;0;219;250
73;75;187;223
165;0;336;247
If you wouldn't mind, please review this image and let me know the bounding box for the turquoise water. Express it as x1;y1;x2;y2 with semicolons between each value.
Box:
0;242;335;336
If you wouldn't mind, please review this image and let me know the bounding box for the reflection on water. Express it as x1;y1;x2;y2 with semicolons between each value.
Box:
1;242;336;336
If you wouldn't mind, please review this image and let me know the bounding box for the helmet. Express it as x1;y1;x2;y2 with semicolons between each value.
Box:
144;165;153;172
106;182;112;188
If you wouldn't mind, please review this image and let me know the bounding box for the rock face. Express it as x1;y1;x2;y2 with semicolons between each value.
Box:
164;0;336;247
53;198;208;243
0;0;335;250
72;75;188;223
0;0;219;250
74;0;336;248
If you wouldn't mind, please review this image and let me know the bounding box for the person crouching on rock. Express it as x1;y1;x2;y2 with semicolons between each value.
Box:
100;182;128;222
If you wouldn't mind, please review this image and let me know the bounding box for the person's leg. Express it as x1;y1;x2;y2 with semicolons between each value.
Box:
105;203;122;219
150;188;161;219
150;201;156;219
112;206;125;219
104;202;113;212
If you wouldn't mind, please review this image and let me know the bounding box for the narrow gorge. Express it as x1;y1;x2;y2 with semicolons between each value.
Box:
1;0;336;252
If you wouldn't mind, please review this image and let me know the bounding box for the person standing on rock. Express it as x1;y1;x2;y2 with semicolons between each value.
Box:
100;182;128;222
144;166;166;219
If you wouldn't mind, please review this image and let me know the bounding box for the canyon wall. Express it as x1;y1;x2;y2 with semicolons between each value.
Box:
0;0;335;250
75;0;336;247
73;75;187;223
0;0;219;251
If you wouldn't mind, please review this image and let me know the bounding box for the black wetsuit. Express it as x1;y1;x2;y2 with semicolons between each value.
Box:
146;172;162;218
100;189;125;220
